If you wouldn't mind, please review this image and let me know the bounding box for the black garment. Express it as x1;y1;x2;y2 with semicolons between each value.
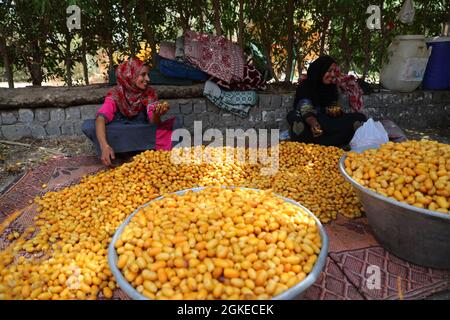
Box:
288;55;367;147
287;110;367;146
293;55;339;118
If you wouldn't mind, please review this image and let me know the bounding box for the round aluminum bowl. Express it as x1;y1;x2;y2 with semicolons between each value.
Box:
108;186;329;300
339;149;450;270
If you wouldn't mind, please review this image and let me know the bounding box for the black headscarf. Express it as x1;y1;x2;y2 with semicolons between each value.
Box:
293;55;339;113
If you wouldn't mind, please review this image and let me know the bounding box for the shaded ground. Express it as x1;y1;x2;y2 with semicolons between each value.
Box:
403;127;450;145
0;137;96;195
425;290;450;300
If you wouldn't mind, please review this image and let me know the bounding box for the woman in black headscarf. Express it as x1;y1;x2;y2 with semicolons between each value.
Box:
287;56;367;147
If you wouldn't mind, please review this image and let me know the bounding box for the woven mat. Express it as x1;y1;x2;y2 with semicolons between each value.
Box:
1;156;449;300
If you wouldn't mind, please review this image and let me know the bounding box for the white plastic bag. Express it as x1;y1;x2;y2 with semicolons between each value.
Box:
350;118;389;150
280;130;290;141
398;0;415;25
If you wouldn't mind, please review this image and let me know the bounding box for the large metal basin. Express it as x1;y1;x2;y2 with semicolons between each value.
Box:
108;186;329;300
339;150;450;270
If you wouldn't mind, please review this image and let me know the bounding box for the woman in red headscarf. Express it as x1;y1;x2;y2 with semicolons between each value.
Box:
82;57;181;166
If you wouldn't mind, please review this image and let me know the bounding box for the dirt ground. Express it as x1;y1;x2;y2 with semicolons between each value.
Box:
0;137;96;194
403;127;450;145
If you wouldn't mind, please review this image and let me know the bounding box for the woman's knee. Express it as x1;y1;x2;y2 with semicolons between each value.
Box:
173;116;183;130
286;109;300;125
354;112;367;122
81;119;96;138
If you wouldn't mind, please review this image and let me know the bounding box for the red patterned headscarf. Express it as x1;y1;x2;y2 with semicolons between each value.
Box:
334;66;364;112
106;57;157;118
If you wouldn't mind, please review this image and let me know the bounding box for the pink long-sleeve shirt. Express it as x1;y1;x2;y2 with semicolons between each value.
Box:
96;97;160;124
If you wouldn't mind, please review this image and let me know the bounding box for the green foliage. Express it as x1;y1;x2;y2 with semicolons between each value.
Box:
0;0;449;85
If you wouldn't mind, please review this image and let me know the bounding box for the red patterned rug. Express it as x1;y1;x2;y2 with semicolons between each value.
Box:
1;156;449;300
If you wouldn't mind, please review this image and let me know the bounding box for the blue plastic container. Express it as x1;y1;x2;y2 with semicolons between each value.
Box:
422;37;450;90
156;55;208;82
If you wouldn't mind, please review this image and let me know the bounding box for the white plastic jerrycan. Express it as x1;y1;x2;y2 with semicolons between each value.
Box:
380;35;432;92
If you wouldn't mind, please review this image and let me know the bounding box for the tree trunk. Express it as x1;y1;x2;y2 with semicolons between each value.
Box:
176;0;190;32
261;21;278;82
98;0;115;73
263;44;277;82
319;16;330;55
361;26;372;81
212;0;222;36
107;42;114;74
379;0;386;83
295;43;303;81
122;0;135;56
285;0;295;82
138;0;158;67
144;25;157;68
27;63;43;86
238;0;244;48
195;0;204;33
340;13;351;73
27;42;43;86
15;1;44;87
65;34;73;87
0;36;14;88
81;39;89;85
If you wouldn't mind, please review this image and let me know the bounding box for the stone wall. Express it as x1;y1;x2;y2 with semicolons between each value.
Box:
0;106;99;140
0;96;293;140
0;90;449;141
362;90;450;129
